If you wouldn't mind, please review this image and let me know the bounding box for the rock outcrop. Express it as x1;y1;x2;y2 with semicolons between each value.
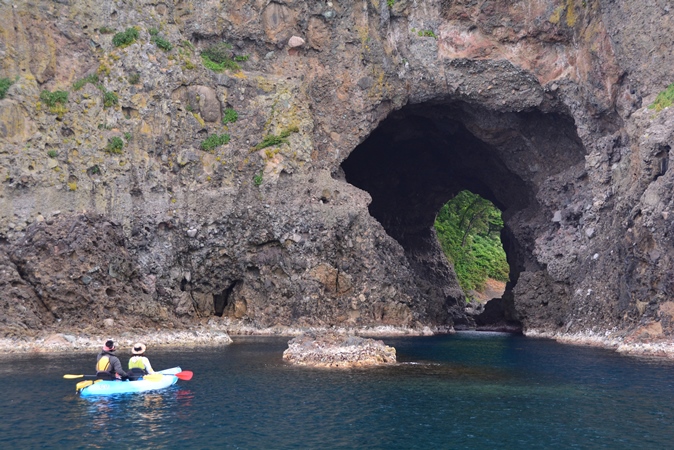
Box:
0;1;673;352
283;332;396;368
0;327;233;354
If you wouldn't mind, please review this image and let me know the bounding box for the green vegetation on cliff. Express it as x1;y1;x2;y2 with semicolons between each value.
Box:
223;108;238;124
417;29;437;38
128;73;141;85
201;42;241;72
434;191;509;294
253;171;263;186
649;83;674;112
149;28;172;51
72;74;118;109
105;137;124;154
201;133;230;151
103;91;118;108
39;89;68;117
254;126;300;150
72;74;99;91
39;90;68;107
0;77;14;99
112;27;139;48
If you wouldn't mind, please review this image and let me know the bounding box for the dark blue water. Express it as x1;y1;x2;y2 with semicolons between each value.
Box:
2;332;674;449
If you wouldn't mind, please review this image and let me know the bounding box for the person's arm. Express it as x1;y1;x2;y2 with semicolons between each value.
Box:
112;356;128;377
143;357;155;374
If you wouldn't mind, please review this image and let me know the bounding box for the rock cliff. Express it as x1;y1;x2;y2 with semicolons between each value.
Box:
1;0;673;350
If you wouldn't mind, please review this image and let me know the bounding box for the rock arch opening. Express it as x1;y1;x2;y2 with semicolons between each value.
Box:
341;100;586;329
433;190;509;301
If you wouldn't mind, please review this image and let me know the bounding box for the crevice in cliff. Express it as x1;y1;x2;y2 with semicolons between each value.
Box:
12;260;57;321
341;100;585;328
654;144;670;182
214;280;239;317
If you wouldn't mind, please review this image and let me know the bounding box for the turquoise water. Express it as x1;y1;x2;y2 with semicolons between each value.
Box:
2;332;674;449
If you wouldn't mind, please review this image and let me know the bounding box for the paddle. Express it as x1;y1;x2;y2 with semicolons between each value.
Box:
64;371;192;381
140;373;165;381
143;371;192;381
135;372;192;381
175;371;193;380
76;380;95;391
64;373;164;381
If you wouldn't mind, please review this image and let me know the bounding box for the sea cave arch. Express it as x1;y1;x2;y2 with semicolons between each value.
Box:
340;100;586;329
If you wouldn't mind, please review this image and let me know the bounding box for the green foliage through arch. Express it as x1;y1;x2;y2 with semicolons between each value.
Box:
434;190;509;295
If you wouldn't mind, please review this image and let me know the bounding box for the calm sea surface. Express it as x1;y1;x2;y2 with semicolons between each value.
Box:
1;332;674;449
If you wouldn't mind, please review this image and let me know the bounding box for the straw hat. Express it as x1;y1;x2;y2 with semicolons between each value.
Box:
131;343;147;355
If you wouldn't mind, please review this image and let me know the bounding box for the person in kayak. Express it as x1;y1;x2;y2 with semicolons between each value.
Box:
128;342;155;378
96;339;129;380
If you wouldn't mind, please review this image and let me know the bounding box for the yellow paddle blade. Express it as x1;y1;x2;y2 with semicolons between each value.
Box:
76;380;93;391
76;380;101;392
142;373;165;382
63;374;85;379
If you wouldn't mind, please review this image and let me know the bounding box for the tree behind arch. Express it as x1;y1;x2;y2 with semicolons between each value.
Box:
434;191;509;295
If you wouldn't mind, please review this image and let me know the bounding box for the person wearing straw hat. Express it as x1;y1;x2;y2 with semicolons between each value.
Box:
128;342;155;377
96;339;129;380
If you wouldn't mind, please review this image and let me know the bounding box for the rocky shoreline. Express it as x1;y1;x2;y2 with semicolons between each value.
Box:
0;327;233;355
0;321;440;355
3;324;674;361
524;330;674;360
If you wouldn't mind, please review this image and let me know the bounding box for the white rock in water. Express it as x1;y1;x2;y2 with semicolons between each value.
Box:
283;332;397;368
288;36;305;48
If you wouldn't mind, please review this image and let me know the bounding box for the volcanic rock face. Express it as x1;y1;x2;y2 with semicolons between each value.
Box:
1;0;673;346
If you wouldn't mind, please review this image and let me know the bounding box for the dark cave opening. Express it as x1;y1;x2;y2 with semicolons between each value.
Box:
213;281;238;317
340;100;585;326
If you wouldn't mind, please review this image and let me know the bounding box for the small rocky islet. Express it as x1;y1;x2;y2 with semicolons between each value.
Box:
283;332;397;368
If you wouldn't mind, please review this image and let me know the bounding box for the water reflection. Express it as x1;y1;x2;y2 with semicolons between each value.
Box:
83;398;117;447
175;389;194;406
71;387;198;449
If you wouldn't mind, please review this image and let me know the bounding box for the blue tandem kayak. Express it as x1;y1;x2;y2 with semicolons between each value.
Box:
79;367;181;397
